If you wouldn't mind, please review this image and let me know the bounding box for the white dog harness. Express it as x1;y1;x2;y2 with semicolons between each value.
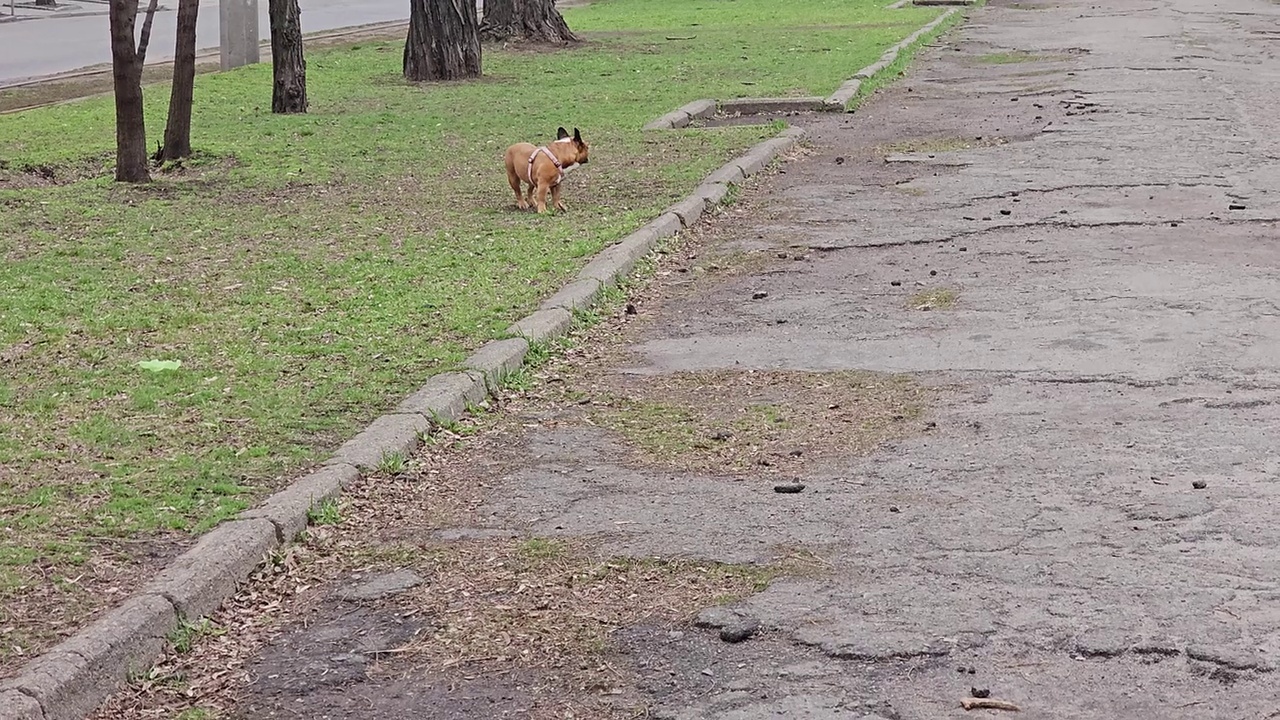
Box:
527;146;564;186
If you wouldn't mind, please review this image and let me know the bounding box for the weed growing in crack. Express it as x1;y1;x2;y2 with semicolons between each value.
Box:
307;499;343;526
376;451;408;475
168;618;224;655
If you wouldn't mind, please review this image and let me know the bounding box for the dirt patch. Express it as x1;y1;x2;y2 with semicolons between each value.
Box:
697;111;818;128
0;151;237;189
580;369;928;476
86;396;825;720
0;153;113;188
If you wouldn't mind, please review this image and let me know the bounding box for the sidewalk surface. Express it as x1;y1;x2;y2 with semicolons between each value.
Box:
99;0;1280;717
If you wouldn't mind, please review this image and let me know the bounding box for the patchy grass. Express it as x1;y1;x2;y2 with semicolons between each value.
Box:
305;498;342;526
374;451;408;475
975;50;1043;64
878;134;1006;155
587;369;929;475
518;537;567;560
168;618;224;655
909;286;959;310
0;0;944;667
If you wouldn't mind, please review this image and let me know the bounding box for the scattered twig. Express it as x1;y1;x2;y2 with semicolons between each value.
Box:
441;654;504;668
665;35;696;40
961;698;1021;712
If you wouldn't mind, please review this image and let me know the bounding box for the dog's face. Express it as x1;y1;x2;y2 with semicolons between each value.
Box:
556;126;590;165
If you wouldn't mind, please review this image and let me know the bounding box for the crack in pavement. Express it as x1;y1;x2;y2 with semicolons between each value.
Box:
167;1;1280;718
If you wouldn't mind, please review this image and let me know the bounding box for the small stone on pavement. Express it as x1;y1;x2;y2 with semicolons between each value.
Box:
720;617;762;643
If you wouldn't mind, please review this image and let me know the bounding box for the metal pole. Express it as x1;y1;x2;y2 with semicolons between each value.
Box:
220;0;260;70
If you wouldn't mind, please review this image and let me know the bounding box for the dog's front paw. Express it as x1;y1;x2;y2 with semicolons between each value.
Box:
516;201;529;211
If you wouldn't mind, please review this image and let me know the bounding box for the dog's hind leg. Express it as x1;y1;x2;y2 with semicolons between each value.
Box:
550;182;567;212
507;166;528;210
534;181;550;214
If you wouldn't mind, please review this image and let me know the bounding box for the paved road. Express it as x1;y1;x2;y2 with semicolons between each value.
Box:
0;0;409;85
93;0;1280;717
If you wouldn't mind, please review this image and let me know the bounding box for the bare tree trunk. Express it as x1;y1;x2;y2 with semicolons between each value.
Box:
269;0;308;113
108;0;159;183
404;0;482;82
481;0;578;44
160;0;200;161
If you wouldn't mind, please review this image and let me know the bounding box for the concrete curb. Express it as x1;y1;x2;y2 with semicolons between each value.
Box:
825;8;961;110
0;112;815;720
326;413;432;470
719;96;827;115
641;98;718;130
637;7;963;131
0;595;176;720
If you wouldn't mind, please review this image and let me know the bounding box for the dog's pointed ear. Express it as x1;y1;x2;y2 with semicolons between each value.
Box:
557;127;570;140
573;128;582;142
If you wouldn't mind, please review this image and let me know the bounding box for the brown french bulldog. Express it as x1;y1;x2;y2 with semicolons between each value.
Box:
503;127;590;213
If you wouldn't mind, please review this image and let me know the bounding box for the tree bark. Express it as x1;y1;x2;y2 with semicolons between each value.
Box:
481;0;578;44
160;0;200;161
108;0;159;183
269;0;308;113
404;0;482;82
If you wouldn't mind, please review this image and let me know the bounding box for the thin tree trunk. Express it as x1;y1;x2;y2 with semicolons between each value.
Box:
404;0;482;82
269;0;308;113
160;0;200;161
481;0;578;44
108;0;159;183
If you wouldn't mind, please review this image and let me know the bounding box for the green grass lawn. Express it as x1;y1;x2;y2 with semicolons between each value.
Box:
0;0;943;662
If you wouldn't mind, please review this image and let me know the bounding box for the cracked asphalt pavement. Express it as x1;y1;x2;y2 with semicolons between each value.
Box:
129;0;1280;718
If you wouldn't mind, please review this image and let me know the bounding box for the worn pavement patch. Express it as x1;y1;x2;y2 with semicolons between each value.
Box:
78;0;1280;716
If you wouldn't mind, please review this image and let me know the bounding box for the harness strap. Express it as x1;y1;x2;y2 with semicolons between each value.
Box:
527;146;565;185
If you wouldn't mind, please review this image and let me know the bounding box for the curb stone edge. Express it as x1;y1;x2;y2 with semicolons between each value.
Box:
0;122;814;720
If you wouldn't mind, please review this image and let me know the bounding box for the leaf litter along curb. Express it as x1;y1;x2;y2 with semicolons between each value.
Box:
87;415;828;720
0;0;946;670
84;171;842;720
